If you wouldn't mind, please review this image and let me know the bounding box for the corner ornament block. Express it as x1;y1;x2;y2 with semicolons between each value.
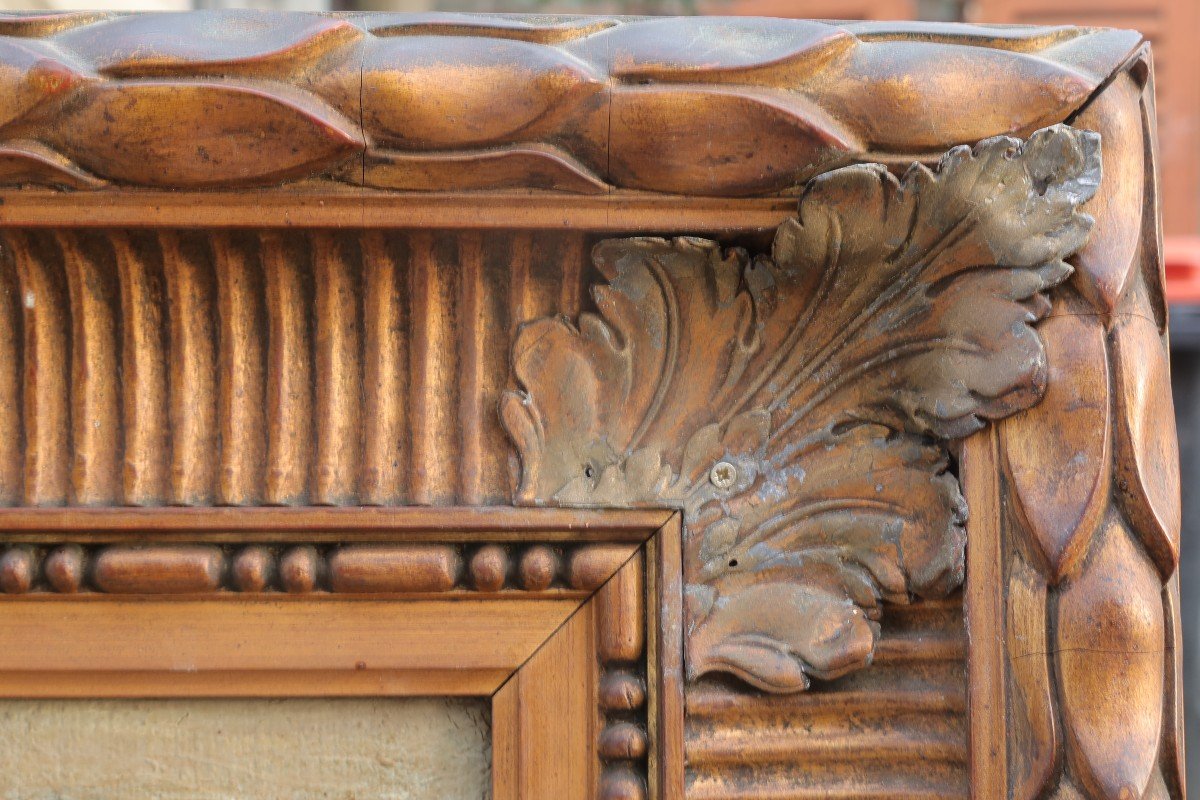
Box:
503;124;1101;692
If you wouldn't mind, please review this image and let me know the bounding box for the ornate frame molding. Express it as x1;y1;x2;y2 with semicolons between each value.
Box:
964;47;1184;800
0;507;685;800
0;14;1180;800
503;123;1101;693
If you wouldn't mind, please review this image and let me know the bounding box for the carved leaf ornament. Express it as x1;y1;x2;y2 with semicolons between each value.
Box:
502;124;1101;692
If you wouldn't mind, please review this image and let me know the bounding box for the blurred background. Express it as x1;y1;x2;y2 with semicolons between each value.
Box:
0;0;1198;790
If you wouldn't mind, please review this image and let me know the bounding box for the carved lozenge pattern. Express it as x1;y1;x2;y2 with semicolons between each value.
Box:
0;12;1137;194
503;124;1101;692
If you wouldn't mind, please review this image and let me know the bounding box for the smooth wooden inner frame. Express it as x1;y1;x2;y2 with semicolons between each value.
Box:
0;508;685;800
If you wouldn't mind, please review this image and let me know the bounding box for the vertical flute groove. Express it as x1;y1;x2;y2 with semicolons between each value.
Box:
559;233;586;319
478;234;513;504
510;232;533;333
408;232;435;505
261;232;312;505
359;231;408;505
312;231;360;505
459;232;485;504
160;230;217;505
0;237;23;505
8;231;69;505
212;232;265;506
110;232;168;505
0;227;585;508
408;232;458;505
59;232;120;505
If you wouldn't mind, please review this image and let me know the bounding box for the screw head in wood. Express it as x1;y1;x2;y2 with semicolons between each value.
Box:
709;461;737;490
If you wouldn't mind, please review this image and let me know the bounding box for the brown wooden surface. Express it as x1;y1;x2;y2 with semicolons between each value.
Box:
699;0;916;20
964;52;1182;800
0;13;1179;800
969;0;1200;235
0;509;679;800
0;599;575;697
494;608;599;800
0;14;1139;201
503;122;1099;699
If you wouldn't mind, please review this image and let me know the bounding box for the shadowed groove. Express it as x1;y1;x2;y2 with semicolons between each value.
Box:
458;231;485;504
0;238;23;505
477;234;514;503
8;230;69;505
407;232;459;505
0;223;974;795
110;231;168;505
58;231;120;506
160;231;217;505
261;231;312;505
359;231;408;505
685;597;968;799
558;233;586;318
0;227;649;508
212;231;265;506
509;231;533;334
312;231;360;505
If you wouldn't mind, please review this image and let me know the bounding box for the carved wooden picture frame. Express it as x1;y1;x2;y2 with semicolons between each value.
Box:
0;508;685;800
0;11;1181;800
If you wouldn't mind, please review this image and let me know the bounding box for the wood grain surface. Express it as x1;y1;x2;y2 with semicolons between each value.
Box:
0;230;591;507
0;14;1178;800
0;510;676;800
0;13;1140;197
965;49;1183;800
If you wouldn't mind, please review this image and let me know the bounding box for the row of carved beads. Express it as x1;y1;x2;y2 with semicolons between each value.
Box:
598;685;649;800
0;542;633;595
595;553;649;800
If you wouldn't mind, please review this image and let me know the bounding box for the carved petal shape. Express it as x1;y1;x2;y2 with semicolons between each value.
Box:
687;580;877;691
0;11;108;37
1070;73;1143;316
366;12;618;44
701;422;966;600
605;87;858;195
55;11;361;77
1039;29;1145;86
361;36;602;149
1002;293;1111;580
845;21;1085;51
0;140;103;189
1007;552;1058;800
1056;512;1164;800
807;42;1099;150
503;237;757;503
0;38;85;129
566;17;852;82
47;82;361;188
1111;315;1180;578
357;145;608;194
1164;579;1185;794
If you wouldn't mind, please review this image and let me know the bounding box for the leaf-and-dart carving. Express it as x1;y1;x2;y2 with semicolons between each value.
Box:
501;124;1101;692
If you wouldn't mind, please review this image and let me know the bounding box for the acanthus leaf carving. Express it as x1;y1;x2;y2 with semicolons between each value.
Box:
502;123;1100;692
